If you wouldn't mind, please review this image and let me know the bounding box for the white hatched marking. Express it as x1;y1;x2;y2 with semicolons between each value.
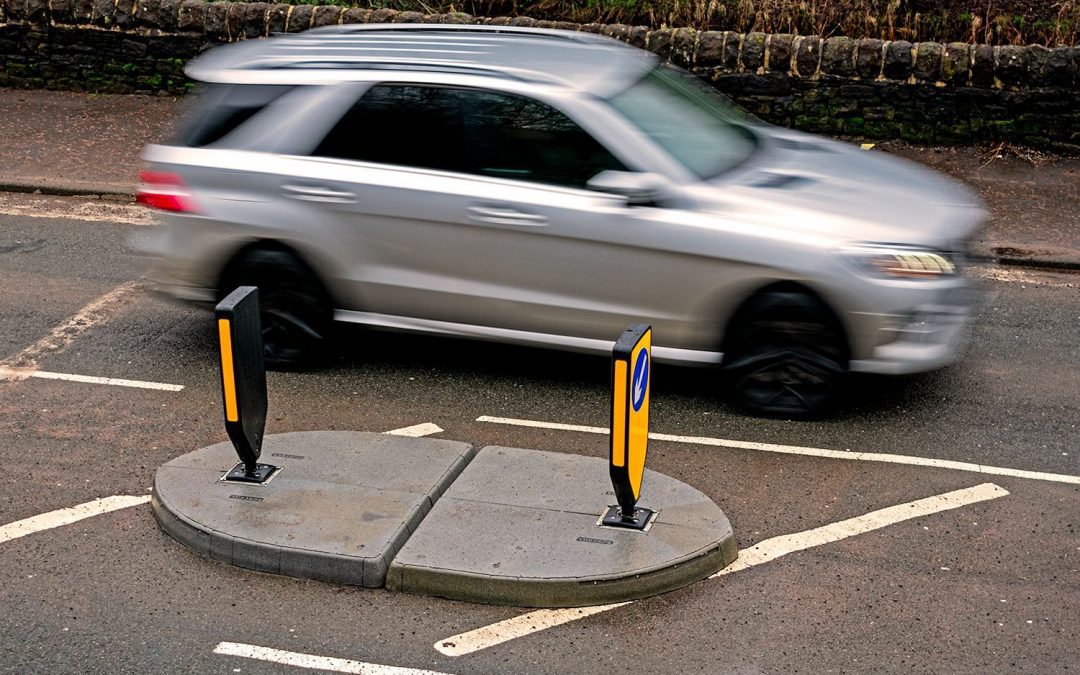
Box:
0;495;151;544
476;416;1080;485
0;281;142;374
383;423;444;437
214;642;450;674
434;483;1008;656
0;368;184;391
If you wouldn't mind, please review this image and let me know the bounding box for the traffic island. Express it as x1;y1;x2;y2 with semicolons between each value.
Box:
384;446;738;607
151;430;475;587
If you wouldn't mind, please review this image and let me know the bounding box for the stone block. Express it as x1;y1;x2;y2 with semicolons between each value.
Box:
437;12;471;25
795;36;820;77
628;26;647;49
913;42;942;82
1043;47;1076;88
601;23;631;44
312;6;342;27
368;8;397;24
266;4;289;33
671;28;696;68
158;0;182;32
742;32;766;71
971;44;995;87
49;0;75;24
242;3;268;39
508;16;536;27
941;42;970;86
73;0;94;23
647;28;673;60
92;0;114;26
135;0;162;28
768;33;793;73
224;2;249;38
285;3;312;32
821;36;855;77
997;45;1028;87
392;11;424;23
26;0;49;22
856;38;883;79
204;2;228;40
723;31;740;70
178;1;207;33
695;30;724;68
580;23;603;34
883;40;913;80
113;0;135;29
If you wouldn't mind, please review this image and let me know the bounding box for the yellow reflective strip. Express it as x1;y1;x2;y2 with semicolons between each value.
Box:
218;319;239;423
611;359;627;468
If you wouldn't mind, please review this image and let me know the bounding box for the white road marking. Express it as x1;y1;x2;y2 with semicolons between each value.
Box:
0;281;142;375
0;368;184;391
0;495;151;544
0;193;155;225
712;482;1009;577
434;483;1008;656
214;642;450;674
383;423;444;437
972;265;1078;288
476;416;1080;485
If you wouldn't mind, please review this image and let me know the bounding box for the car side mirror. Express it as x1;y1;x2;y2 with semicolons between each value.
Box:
586;170;668;207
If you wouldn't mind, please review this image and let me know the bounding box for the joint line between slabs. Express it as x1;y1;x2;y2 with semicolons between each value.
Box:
475;416;1080;485
433;482;1009;657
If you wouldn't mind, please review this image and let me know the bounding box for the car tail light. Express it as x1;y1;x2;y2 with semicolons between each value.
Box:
136;170;200;213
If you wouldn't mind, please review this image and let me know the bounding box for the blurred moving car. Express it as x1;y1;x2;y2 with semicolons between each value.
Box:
133;24;983;417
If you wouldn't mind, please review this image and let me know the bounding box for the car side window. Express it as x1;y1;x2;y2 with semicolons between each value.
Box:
313;84;625;189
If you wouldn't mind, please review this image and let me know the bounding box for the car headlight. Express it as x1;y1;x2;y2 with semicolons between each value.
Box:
842;244;959;279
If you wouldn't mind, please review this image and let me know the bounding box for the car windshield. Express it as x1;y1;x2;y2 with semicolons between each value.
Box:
608;67;758;179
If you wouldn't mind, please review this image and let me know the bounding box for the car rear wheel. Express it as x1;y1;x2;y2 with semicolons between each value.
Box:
723;290;848;418
221;248;333;369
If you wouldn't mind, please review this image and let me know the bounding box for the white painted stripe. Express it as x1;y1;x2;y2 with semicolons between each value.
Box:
711;482;1009;577
214;642;450;675
434;483;1008;656
0;193;155;225
383;423;444;437
0;368;184;391
0;281;142;374
476;416;1080;485
0;495;151;544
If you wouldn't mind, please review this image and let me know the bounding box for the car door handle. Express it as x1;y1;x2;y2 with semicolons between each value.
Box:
282;184;358;204
466;206;548;227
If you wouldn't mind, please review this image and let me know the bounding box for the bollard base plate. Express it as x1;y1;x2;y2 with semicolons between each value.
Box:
221;462;279;484
599;505;656;531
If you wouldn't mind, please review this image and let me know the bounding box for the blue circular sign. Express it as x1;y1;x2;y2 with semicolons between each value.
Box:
631;348;649;412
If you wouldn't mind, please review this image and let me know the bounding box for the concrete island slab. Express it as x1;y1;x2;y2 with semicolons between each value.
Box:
151;431;475;587
385;446;738;607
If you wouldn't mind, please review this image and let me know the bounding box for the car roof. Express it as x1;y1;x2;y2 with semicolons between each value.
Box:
185;24;658;96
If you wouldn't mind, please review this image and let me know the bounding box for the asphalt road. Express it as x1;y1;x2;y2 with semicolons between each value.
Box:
0;195;1077;674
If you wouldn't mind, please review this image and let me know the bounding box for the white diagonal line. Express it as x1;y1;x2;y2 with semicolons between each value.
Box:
0;495;151;544
214;642;450;674
434;482;1009;656
383;423;444;437
475;416;1080;485
0;368;184;391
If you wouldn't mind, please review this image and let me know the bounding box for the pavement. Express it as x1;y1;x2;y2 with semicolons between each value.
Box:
1;87;1077;269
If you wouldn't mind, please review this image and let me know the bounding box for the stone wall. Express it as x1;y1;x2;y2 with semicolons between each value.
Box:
1;1;1077;149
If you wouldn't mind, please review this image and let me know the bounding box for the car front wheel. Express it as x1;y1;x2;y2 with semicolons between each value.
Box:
722;290;848;418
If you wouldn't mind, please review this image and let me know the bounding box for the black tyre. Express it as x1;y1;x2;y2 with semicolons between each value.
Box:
220;248;333;369
722;289;848;418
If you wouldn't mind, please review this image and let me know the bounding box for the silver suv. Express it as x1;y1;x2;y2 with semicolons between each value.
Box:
135;24;983;417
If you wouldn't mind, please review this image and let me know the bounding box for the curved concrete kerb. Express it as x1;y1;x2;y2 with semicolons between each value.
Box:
153;434;738;606
152;431;476;587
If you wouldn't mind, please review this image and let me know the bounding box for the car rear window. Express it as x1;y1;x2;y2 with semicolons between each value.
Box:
172;83;294;147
